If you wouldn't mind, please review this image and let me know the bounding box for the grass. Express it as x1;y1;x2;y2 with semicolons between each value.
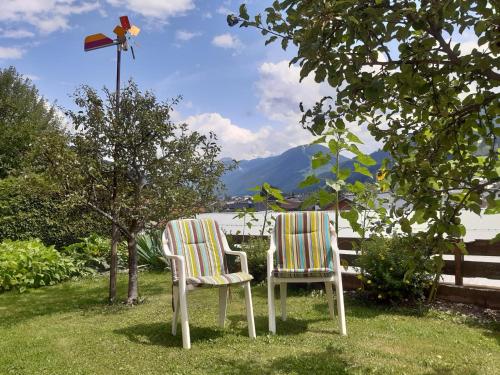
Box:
0;271;498;375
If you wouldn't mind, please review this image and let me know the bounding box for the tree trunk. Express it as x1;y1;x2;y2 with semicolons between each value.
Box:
108;222;119;303
126;231;139;304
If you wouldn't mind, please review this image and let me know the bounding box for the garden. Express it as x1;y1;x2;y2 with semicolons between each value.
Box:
1;1;499;374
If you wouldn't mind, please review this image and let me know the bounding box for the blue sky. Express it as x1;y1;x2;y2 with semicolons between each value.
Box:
2;1;482;160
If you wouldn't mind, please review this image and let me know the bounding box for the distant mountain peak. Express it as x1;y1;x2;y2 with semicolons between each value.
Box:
221;144;387;197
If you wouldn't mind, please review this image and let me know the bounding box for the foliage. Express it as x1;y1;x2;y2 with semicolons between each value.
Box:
136;230;168;270
0;174;108;248
0;67;64;178
62;234;128;272
240;236;269;283
58;81;226;303
1;271;499;375
0;239;83;292
355;236;441;303
231;1;499;245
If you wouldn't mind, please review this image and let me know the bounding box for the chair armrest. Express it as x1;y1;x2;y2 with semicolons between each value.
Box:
267;243;276;278
161;231;187;284
225;249;249;274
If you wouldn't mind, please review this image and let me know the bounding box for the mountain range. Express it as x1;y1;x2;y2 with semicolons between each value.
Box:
221;144;389;197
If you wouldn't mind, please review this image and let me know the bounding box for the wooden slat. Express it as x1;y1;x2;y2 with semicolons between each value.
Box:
443;260;500;280
465;240;499;256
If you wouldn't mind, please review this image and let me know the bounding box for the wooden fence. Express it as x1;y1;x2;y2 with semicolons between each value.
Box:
230;235;500;309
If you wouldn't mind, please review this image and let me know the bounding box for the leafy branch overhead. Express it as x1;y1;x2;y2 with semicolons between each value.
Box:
231;1;499;242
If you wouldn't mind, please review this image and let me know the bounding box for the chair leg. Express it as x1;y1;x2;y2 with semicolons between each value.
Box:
335;278;347;336
218;286;228;328
268;276;276;333
280;283;287;321
179;285;191;349
243;282;256;339
172;285;180;335
325;282;335;320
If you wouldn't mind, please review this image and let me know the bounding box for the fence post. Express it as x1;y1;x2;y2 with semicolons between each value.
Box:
454;245;464;286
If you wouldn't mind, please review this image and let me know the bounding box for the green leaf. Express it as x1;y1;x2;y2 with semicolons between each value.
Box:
353;163;373;178
299;175;320;188
346;132;363;144
400;218;412;234
355;154;376;166
311;152;331;169
239;4;250;20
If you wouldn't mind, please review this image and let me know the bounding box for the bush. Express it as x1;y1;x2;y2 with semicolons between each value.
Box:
62;234;128;272
0;239;83;292
240;237;269;283
137;230;168;270
355;235;438;303
0;174;108;248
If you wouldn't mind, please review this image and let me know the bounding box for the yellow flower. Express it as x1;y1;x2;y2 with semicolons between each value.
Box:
376;169;388;181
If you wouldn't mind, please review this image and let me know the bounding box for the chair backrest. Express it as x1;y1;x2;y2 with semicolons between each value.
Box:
273;211;333;271
165;218;227;281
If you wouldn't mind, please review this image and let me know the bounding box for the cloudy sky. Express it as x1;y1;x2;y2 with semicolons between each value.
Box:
0;0;382;159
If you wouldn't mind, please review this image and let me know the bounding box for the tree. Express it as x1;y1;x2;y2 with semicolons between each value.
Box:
64;81;226;304
0;67;62;178
230;1;499;247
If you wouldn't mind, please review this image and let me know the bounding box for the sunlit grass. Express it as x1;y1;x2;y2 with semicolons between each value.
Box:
0;271;498;375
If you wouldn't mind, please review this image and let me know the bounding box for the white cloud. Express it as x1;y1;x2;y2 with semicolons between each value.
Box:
0;46;25;59
255;60;381;154
216;6;232;15
183;112;313;160
0;28;35;39
175;30;201;41
107;0;195;19
212;33;241;49
23;73;40;81
0;1;100;34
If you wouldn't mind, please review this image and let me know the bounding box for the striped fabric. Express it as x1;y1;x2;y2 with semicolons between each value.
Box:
273;212;334;278
184;272;253;286
166;218;226;281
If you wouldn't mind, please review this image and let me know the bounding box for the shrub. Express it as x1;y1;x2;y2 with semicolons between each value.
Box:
62;234;128;272
0;239;83;292
0;174;108;248
137;230;168;270
355;235;438;303
240;237;269;283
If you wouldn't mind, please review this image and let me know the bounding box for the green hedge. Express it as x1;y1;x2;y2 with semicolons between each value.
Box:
0;174;108;248
0;239;84;292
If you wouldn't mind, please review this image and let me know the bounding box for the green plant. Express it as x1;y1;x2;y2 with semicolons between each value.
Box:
62;234;127;272
0;239;83;292
240;237;269;283
0;174;108;249
355;236;441;303
136;230;168;270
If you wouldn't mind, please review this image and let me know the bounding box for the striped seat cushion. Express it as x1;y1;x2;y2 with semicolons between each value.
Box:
272;268;334;278
184;272;253;286
273;212;334;275
166;218;227;282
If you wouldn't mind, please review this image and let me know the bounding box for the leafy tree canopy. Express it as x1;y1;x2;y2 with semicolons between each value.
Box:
61;81;226;302
0;66;63;178
232;0;499;242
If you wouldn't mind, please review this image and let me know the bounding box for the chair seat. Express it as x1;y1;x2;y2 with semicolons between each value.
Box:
272;268;334;278
181;272;253;286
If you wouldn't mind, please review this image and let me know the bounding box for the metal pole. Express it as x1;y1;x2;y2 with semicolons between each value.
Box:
116;43;121;112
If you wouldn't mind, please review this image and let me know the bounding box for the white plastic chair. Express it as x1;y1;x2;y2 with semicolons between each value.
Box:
161;218;256;349
267;211;347;335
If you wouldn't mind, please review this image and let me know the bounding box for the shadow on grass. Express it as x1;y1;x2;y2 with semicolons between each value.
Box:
226;314;324;337
214;346;362;375
114;322;224;348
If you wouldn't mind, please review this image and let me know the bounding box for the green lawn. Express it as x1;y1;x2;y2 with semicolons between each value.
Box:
0;272;498;375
